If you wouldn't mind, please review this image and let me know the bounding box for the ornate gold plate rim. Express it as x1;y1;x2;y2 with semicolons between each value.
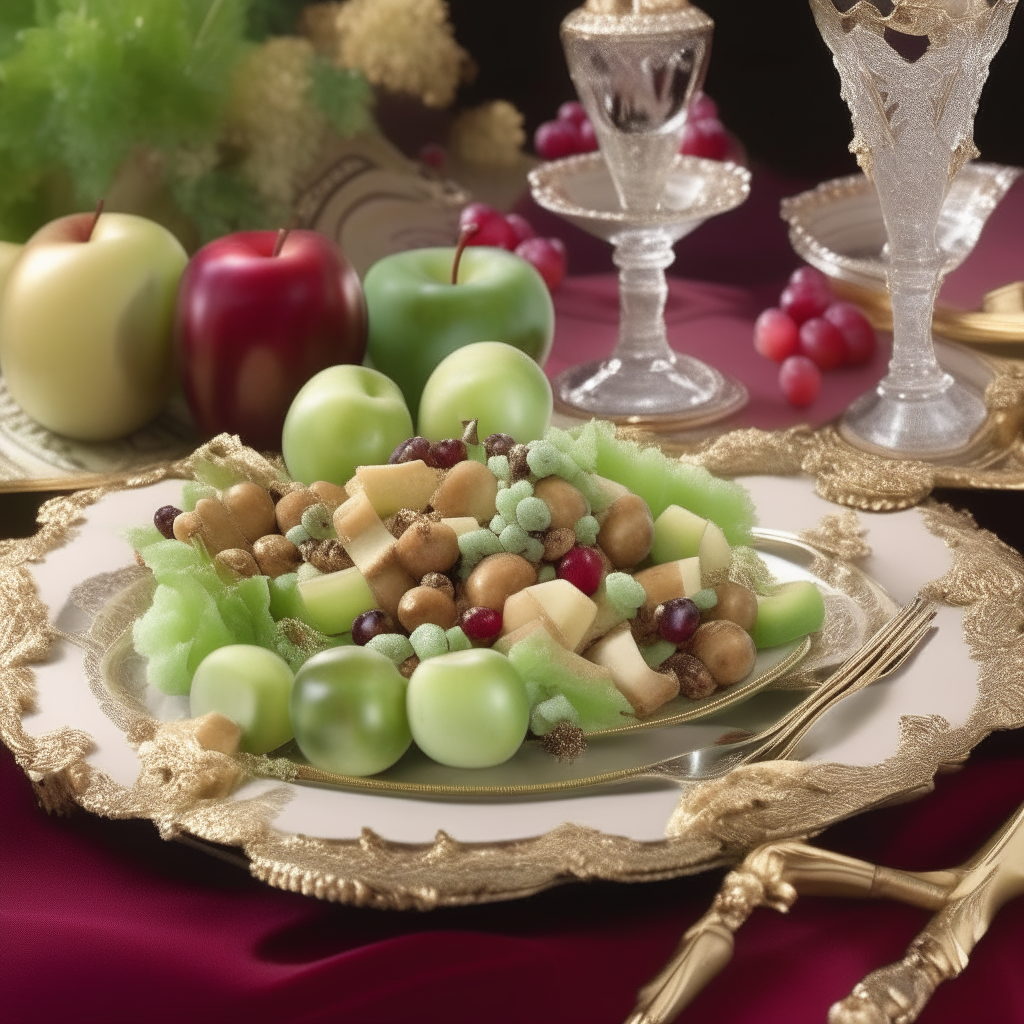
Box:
1;435;1022;910
652;349;1024;511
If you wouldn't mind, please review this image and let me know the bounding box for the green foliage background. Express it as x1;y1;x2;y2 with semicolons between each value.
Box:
0;0;373;246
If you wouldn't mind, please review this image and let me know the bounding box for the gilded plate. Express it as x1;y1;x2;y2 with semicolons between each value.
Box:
2;438;1021;908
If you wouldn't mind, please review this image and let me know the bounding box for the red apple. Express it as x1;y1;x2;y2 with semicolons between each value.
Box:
175;229;367;450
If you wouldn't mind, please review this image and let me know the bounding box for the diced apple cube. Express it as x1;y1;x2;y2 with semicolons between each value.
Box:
492;618;553;656
297;565;377;635
697;520;732;575
430;460;499;522
332;490;416;615
650;505;708;564
502;579;598;651
633;557;701;608
500;590;570;648
441;516;482;538
576;578;629;651
355;460;441;520
583;625;679;717
333;491;395;570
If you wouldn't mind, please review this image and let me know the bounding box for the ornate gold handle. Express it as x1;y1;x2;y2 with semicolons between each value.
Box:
829;802;1024;1024
624;803;1024;1024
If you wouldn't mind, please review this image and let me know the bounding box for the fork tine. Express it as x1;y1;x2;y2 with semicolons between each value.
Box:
744;601;937;764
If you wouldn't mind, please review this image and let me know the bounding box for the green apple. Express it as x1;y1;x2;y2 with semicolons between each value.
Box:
189;644;295;754
282;364;413;485
406;648;530;768
417;341;553;443
364;246;554;418
0;212;187;440
290;646;412;776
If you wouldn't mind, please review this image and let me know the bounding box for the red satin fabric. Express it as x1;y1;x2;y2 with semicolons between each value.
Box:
3;171;1023;1023
2;737;1022;1024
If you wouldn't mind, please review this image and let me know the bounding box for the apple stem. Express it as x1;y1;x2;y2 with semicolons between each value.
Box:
87;199;105;242
272;227;290;258
451;223;479;285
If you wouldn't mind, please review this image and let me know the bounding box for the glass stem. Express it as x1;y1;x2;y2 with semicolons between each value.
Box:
612;231;677;363
880;258;952;399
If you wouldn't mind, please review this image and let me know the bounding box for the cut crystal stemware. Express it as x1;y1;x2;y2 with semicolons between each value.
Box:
810;0;1018;458
531;0;750;429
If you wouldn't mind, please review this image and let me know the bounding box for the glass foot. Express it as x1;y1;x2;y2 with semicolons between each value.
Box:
839;373;987;460
553;352;747;430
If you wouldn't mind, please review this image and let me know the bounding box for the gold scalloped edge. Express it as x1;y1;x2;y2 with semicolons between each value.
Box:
668;377;1024;511
1;437;1022;909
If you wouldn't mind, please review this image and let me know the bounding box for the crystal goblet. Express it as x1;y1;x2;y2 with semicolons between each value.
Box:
811;0;1018;458
535;0;750;429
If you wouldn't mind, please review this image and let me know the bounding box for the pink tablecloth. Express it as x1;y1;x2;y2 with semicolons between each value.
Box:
2;170;1023;1024
541;172;1024;434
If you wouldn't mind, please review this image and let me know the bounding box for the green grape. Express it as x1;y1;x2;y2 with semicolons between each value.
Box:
190;644;295;754
406;649;529;768
291;647;411;776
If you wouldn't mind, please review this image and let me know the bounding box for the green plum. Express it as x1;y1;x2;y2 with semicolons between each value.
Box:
364;246;554;418
291;646;412;776
406;648;530;768
417;341;553;444
281;365;413;485
189;644;295;754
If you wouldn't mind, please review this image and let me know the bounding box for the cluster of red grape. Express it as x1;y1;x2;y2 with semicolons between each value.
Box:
754;266;878;408
534;95;733;163
459;203;567;291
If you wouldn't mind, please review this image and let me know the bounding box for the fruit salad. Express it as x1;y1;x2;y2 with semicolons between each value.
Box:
129;421;826;776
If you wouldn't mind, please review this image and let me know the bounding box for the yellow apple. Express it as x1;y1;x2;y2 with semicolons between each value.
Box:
0;212;187;440
0;242;23;305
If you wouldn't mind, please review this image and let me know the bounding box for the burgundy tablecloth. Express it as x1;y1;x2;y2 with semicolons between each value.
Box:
3;169;1023;1024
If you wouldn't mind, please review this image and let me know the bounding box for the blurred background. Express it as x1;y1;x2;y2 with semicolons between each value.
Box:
1;0;1020;256
446;0;1024;178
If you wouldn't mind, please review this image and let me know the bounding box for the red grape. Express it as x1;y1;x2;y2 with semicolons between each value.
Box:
418;143;446;169
535;119;582;160
779;355;822;407
799;317;847;370
515;237;566;292
824;301;877;365
557;100;589;127
425;438;468;469
459;202;518;250
389;436;431;464
557;546;603;595
461;606;503;643
656;598;700;645
352;609;397;646
689;92;719;122
680;117;730;160
779;279;830;325
578;118;599;152
505;213;536;246
788;266;830;293
753;308;800;362
154;505;182;539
